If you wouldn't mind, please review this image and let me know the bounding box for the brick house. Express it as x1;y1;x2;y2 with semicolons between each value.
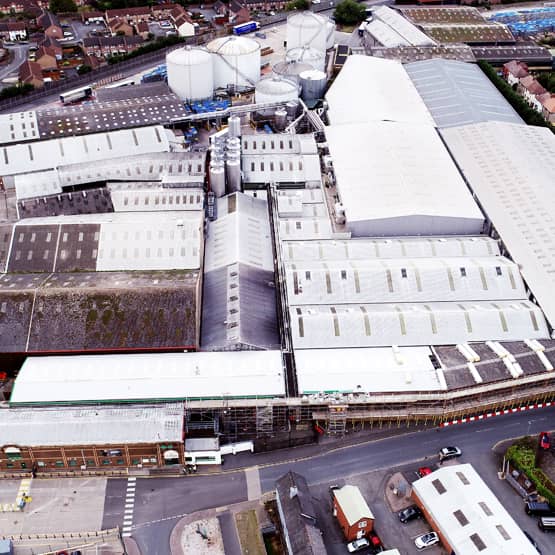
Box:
229;0;251;24
0;0;26;15
82;35;143;58
81;10;104;24
39;35;62;60
243;0;286;11
109;17;134;37
0;21;27;41
541;95;555;124
34;44;57;70
151;3;178;20
18;59;43;88
135;20;150;40
105;6;150;24
332;485;375;542
37;10;63;39
502;59;528;87
170;5;195;37
518;74;547;113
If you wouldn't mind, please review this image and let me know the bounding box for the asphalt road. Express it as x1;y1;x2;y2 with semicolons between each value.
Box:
101;408;555;554
0;45;29;82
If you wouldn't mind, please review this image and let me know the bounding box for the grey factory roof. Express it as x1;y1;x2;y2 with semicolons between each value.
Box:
0;403;184;446
17;188;114;219
285;257;527;305
368;44;476;64
405;59;523;128
0;111;39;145
278;216;335;241
36;95;188;139
471;43;552;64
10;351;285;404
204;193;273;273
367;6;436;47
289;301;547;349
241;134;317;156
325;121;484;237
95;81;173;102
6;212;202;273
0;226;13;273
2;126;171;178
108;186;204;213
364;19;412;48
202;263;280;351
440;122;555;329
0;270;200;353
15;152;206;200
281;236;500;262
241;154;321;186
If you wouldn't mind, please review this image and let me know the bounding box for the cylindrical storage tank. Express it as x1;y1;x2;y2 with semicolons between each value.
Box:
275;108;287;132
210;163;226;198
286;11;327;52
285;46;325;72
299;69;327;101
228;115;241;138
166;46;213;101
286;100;299;119
272;61;313;84
207;36;261;90
226;158;241;194
255;76;299;105
326;20;335;50
226;137;241;149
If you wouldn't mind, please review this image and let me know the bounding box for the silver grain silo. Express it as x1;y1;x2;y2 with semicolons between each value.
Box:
226;158;241;193
299;69;327;101
210;162;226;197
228;115;241;138
275;108;288;131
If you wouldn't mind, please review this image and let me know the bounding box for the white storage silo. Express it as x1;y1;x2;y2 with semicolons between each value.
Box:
226;158;241;194
255;76;299;105
166;46;213;101
207;36;261;90
210;162;226;198
228;115;241;138
326;20;335;50
299;69;327;101
287;11;327;52
272;60;313;84
285;46;325;72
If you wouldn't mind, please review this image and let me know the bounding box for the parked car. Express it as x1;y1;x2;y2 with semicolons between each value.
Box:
540;432;550;450
347;538;370;553
398;505;422;523
525;501;555;516
414;532;439;550
418;466;432;477
439;446;462;460
523;530;542;553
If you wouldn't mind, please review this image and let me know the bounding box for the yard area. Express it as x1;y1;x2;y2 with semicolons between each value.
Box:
236;509;266;555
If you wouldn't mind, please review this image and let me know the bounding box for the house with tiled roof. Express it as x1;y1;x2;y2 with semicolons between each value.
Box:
82;35;143;59
502;59;528;86
19;59;43;88
109;17;134;37
39;34;61;59
151;3;177;19
37;10;62;39
135;20;150;39
518;74;547;112
540;95;555;124
35;44;57;69
229;0;250;24
170;5;195;37
0;20;27;41
105;6;150;23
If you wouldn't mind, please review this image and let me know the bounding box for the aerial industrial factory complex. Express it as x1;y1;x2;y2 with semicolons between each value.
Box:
0;8;554;475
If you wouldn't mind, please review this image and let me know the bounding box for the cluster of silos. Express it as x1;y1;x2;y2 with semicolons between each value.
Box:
255;76;300;115
166;37;262;100
209;116;242;198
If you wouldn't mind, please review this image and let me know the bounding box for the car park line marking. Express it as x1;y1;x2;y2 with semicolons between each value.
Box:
440;401;553;427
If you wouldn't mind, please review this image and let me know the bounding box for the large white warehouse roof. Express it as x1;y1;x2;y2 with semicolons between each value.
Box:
325;121;484;236
0;111;39;145
290;301;547;349
441;122;555;328
285;257;526;305
325;55;434;126
2;125;170;177
10;351;285;405
372;6;437;47
412;464;539;555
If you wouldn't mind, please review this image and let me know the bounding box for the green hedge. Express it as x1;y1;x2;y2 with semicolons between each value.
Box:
107;35;186;65
0;82;34;100
507;439;555;507
478;60;554;133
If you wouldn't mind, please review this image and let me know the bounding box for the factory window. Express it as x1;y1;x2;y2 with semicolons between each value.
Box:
341;270;347;280
270;162;274;171
280;161;284;171
289;161;293;171
460;267;467;277
271;141;275;149
124;197;129;206
495;266;502;276
496;525;510;541
401;268;407;278
37;461;45;467
305;271;311;280
30;233;36;243
262;141;266;150
251;162;255;171
296;222;301;230
478;502;492;516
289;140;293;149
252;141;257;150
261;162;265;171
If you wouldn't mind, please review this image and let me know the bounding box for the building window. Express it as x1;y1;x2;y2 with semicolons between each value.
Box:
37;461;45;467
69;460;77;467
117;459;124;465
495;266;502;276
87;460;95;466
401;268;408;278
4;447;22;460
55;461;64;467
460;267;467;277
358;521;367;529
6;462;13;468
102;459;111;465
132;459;140;465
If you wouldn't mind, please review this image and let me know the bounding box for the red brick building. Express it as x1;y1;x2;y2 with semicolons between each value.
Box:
332;485;375;541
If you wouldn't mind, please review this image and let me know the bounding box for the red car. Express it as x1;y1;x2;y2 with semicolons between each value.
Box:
540;432;550;451
418;467;432;477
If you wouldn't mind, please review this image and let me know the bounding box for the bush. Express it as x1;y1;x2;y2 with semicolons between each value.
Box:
478;60;553;133
107;34;185;65
286;0;309;10
333;0;366;26
49;0;78;12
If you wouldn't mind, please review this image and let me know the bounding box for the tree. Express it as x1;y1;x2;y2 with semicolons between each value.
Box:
77;64;92;75
333;0;366;26
49;0;77;12
286;0;309;10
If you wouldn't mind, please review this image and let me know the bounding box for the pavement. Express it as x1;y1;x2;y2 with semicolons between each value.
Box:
0;45;28;82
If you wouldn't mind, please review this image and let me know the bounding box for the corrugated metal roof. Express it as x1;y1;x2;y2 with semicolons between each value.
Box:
325;120;484;236
441;122;555;329
0;403;184;445
285;257;526;305
10;351;285;405
241;154;321;185
373;6;436;47
290;301;547;349
296;346;441;394
241;134;317;156
282;237;499;262
325;55;434;126
365;19;411;48
278;217;334;241
0;111;39;145
412;464;538;555
405;59;523;128
108;187;204;212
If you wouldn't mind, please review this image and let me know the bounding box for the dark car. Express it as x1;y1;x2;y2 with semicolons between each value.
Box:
398;505;422;523
439;446;462;460
523;530;542;553
525;501;555;516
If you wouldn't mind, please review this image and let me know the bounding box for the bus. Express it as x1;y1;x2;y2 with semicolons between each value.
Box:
233;21;259;35
59;86;93;105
